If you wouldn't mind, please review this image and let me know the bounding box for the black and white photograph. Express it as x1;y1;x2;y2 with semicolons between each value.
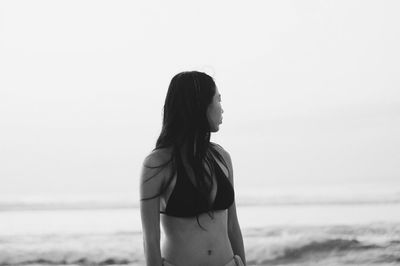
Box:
1;1;399;265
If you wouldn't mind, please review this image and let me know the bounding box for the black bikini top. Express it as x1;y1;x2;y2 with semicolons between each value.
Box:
160;150;234;217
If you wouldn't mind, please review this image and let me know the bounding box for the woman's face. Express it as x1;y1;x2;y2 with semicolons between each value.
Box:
206;87;224;132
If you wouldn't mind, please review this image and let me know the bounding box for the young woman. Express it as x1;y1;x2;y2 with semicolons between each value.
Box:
140;71;246;266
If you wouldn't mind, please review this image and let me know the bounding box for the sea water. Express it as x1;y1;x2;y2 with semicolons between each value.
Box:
1;203;400;266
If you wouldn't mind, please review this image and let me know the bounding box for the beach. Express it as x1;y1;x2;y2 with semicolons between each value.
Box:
1;202;400;266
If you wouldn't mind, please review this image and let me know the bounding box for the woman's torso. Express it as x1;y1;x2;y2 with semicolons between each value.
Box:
158;146;234;266
161;211;234;266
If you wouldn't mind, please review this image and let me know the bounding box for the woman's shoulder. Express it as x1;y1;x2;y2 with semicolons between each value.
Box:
141;147;174;189
143;147;173;168
210;142;232;164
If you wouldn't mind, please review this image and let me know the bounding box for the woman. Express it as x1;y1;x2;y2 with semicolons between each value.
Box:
140;71;246;266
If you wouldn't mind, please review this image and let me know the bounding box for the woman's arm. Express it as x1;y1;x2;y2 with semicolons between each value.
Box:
140;152;166;266
212;143;246;264
223;149;246;265
228;199;246;265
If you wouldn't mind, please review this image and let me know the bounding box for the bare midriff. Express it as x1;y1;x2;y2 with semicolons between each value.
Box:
161;210;234;266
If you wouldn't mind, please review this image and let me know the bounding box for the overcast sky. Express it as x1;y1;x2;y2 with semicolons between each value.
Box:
1;0;399;200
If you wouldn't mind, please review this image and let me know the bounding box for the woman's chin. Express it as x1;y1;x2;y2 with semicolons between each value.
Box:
211;125;220;133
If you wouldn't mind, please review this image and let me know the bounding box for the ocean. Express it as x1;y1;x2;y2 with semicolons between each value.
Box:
1;202;400;266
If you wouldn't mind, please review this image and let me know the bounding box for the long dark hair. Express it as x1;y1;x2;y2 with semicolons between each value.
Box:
141;71;229;230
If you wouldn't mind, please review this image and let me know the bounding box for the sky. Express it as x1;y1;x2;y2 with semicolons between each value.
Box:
0;0;399;201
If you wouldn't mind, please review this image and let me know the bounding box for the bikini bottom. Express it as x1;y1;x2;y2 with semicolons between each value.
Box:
162;254;244;266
